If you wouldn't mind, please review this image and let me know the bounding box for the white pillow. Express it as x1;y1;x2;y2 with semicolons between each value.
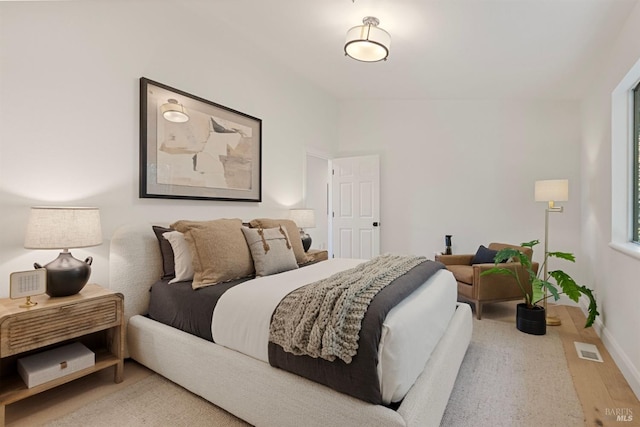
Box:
162;231;194;284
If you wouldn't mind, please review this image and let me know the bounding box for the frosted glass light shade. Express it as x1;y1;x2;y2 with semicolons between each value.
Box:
534;179;569;202
161;99;189;123
289;209;316;229
24;207;102;250
345;17;390;62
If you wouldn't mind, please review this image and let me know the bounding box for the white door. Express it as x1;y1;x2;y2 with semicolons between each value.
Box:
330;155;380;259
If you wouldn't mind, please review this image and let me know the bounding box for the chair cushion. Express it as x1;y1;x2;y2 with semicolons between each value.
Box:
446;265;473;285
471;245;499;264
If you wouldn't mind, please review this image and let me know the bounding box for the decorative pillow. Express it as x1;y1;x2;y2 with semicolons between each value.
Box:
471;245;500;265
152;225;175;280
171;218;254;289
242;226;299;276
161;231;194;284
249;218;309;264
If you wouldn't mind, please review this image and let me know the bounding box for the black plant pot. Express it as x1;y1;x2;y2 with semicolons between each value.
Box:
516;303;546;335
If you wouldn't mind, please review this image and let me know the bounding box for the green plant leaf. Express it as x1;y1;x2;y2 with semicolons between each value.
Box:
580;286;599;328
549;270;581;302
492;247;531;269
547;251;576;262
531;278;546;304
539;279;560;301
520;240;540;248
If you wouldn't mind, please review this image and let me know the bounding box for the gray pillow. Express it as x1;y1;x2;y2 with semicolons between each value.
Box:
242;226;299;276
152;225;175;279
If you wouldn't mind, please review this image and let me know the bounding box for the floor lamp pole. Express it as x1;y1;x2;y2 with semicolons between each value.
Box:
544;203;562;326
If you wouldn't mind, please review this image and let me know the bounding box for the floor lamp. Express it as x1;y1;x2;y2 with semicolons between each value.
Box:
534;179;568;326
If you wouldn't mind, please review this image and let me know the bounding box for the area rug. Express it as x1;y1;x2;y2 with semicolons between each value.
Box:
47;318;583;427
45;374;248;427
440;318;584;426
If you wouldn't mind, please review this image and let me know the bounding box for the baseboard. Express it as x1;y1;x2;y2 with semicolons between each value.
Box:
579;298;640;400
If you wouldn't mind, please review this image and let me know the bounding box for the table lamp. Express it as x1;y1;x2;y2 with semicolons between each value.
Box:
24;206;102;297
289;209;316;252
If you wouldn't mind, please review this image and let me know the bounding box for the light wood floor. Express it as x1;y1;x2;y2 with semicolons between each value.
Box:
479;302;640;427
5;303;640;426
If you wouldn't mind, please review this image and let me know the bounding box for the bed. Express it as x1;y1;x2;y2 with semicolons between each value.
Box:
109;222;472;427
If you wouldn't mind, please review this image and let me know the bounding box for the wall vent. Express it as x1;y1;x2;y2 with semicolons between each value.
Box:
574;341;603;363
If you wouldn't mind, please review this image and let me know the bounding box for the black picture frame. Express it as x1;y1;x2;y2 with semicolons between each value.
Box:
140;77;262;202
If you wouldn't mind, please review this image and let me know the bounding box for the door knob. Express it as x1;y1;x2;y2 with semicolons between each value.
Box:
373;222;379;227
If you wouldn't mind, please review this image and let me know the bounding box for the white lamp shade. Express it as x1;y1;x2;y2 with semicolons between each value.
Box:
534;179;569;202
345;19;391;62
24;207;102;250
289;209;316;229
161;99;189;123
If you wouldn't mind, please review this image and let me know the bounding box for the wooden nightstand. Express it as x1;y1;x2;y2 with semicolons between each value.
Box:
306;249;329;262
0;284;123;424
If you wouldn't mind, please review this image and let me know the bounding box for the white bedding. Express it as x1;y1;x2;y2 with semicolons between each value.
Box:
212;258;457;404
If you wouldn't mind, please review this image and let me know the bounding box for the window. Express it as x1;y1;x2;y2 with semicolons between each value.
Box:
611;57;640;258
634;83;640;243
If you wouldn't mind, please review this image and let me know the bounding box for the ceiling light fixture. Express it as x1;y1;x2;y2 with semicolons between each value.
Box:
344;16;390;62
161;98;189;123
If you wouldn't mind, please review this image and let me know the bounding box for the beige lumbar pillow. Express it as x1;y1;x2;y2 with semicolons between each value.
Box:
171;218;254;289
249;218;309;264
242;226;299;276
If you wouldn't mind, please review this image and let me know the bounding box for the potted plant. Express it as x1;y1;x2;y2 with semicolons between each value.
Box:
481;240;599;335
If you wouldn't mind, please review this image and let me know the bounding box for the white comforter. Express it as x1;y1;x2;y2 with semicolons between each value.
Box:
211;258;456;404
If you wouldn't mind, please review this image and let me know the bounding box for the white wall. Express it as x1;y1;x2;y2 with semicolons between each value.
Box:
0;1;338;296
337;99;583;279
581;2;640;399
305;153;329;251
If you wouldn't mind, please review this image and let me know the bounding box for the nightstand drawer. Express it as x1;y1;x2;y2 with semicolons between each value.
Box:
1;297;120;357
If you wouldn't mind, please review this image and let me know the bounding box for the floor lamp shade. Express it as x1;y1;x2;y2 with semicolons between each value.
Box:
289;209;316;252
24;207;102;297
535;179;569;206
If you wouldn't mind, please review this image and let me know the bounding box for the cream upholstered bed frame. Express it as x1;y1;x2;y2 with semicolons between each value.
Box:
109;223;473;427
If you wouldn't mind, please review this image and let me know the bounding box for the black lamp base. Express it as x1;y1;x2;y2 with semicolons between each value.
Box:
300;232;312;252
35;252;93;297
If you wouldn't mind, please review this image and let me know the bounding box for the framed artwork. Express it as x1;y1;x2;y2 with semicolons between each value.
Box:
140;77;262;202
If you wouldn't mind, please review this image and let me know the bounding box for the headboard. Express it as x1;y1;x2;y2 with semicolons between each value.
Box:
109;223;163;328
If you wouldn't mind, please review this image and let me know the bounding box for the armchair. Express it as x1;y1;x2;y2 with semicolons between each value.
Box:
435;242;539;319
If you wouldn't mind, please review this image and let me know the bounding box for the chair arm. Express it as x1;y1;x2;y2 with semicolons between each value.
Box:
531;262;539;275
472;262;534;276
472;263;532;300
435;254;474;266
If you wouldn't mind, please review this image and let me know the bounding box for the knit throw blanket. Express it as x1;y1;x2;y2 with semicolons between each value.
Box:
269;254;427;364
